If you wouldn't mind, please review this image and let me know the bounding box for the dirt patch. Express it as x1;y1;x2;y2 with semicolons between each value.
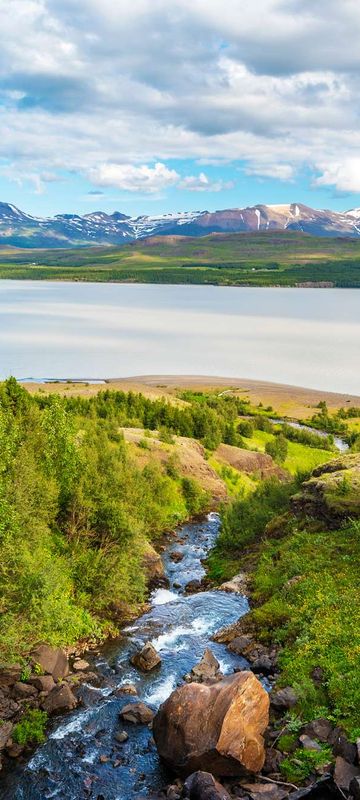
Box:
215;443;286;480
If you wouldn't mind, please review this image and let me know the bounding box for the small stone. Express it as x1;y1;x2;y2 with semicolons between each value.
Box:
115;731;129;743
170;551;184;563
334;756;360;790
270;687;297;710
6;742;24;758
12;682;38;699
302;718;333;743
113;759;122;768
116;683;138;696
73;659;90;672
29;675;56;693
299;734;322;752
99;754;110;763
0;722;13;751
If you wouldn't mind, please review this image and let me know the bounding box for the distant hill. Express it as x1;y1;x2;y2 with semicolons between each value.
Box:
1;230;360;287
2;201;360;247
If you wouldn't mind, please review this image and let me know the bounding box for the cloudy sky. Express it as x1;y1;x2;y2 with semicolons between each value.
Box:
1;0;360;216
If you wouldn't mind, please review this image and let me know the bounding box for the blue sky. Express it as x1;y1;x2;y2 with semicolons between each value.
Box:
1;1;360;218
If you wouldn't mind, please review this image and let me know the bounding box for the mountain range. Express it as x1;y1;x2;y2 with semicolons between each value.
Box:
2;201;360;248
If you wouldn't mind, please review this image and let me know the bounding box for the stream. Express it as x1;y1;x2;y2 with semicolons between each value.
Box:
3;513;249;800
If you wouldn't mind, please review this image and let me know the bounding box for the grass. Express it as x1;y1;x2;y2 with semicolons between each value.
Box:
246;430;331;474
208;456;258;497
1;230;360;286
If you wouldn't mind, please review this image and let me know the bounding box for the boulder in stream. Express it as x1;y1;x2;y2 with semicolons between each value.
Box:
186;648;223;684
120;701;154;725
131;642;162;672
153;670;269;776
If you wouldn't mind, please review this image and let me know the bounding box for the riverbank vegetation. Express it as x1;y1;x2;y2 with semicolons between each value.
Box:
0;379;210;664
209;457;360;739
1;231;360;286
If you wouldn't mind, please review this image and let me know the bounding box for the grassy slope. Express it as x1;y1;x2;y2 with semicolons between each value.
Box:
245;429;331;474
1;231;360;286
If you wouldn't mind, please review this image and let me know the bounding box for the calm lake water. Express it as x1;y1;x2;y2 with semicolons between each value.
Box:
0;281;359;394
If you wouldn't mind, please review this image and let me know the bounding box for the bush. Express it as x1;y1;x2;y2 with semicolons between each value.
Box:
13;709;48;746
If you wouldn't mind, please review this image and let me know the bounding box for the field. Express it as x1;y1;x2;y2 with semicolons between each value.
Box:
1;230;360;286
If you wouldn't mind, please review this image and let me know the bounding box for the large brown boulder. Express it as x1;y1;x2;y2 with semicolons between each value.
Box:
153;671;269;777
31;645;69;682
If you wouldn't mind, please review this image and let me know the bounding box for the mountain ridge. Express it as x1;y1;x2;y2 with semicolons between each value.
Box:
1;200;360;248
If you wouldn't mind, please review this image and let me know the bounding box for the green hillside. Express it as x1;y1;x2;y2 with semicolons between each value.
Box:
0;231;360;286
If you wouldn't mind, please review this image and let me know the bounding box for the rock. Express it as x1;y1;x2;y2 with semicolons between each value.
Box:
120;702;155;725
357;738;360;764
350;776;360;799
170;551;184;563
242;784;289;800
262;749;284;774
72;659;90;672
290;776;345;799
184;771;231;800
12;682;38;699
334;756;360;790
291;454;360;525
153;671;269;777
0;689;20;720
143;543;166;585
113;759;122;768
131;642;161;672
227;636;254;655
188;649;222;684
0;666;22;689
185;579;202;594
115;730;129;743
6;742;24;758
302;719;333;743
31;644;69;682
29;675;56;693
217;574;249;596
41;683;77;714
299;734;322;752
270;687;297;710
0;721;13;751
332;732;358;764
99;754;110;763
116;683;138;696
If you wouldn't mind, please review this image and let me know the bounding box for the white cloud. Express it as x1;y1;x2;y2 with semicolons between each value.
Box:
88;162;179;193
1;1;360;196
314;159;360;193
244;163;295;182
178;172;235;192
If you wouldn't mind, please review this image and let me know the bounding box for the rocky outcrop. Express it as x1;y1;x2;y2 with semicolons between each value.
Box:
153;671;269;777
131;642;162;672
143;543;167;587
291;454;360;525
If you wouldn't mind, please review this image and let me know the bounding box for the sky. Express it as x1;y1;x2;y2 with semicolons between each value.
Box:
1;0;360;218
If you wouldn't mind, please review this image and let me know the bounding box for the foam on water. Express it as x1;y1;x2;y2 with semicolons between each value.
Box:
143;674;177;706
151;588;179;606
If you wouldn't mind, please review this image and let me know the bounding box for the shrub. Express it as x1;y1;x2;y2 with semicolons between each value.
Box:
13;709;48;746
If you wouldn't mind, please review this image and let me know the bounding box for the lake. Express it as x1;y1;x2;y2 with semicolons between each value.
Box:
0;281;359;394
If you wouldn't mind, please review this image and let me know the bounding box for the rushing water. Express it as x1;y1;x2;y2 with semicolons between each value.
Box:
0;282;360;393
3;513;249;800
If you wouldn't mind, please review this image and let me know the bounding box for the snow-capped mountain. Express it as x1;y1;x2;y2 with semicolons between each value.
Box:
1;201;360;247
